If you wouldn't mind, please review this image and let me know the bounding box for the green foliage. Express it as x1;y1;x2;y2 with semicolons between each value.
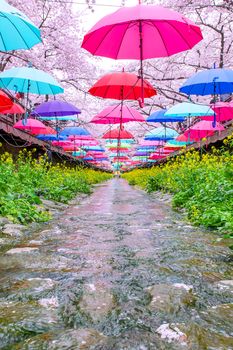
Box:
0;149;111;224
123;137;233;239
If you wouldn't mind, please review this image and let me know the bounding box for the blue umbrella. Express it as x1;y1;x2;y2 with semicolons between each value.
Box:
37;135;67;141
145;127;179;141
60;127;90;137
0;0;41;51
165;102;214;117
179;68;233;96
147;108;185;123
0;66;64;95
82;146;105;152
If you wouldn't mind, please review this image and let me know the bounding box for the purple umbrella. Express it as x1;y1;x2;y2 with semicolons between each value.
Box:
32;100;81;116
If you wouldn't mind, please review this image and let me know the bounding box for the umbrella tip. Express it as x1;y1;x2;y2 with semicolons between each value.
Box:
138;97;144;108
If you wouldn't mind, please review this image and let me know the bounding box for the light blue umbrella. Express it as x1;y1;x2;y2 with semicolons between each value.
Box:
0;0;41;51
0;66;64;95
165;102;214;118
38;116;77;121
145;127;179;141
82;146;105;152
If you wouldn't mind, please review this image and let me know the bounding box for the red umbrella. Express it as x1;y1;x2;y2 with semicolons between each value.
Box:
1;102;24;114
82;3;202;105
89;71;156;102
0;90;13;112
102;128;134;140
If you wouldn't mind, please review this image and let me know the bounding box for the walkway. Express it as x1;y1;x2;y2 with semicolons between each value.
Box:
0;179;233;349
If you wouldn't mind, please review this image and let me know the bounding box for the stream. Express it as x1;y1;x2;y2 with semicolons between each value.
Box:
0;178;233;349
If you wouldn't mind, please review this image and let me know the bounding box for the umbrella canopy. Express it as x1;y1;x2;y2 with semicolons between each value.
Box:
38;115;77;121
140;140;165;146
82;4;202;60
37;135;67;141
1;102;25;114
82;146;105;152
0;90;13;111
0;0;41;51
89;71;156;100
147;108;185;123
72;150;87;157
91;104;145;124
102;128;134;139
165;102;214;118
0;66;64;95
14;118;47;134
184;120;225;141
145;127;179;140
60;127;90;137
201;102;233;122
32;100;81;117
179;68;233;96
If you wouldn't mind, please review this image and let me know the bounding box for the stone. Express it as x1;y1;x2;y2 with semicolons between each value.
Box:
79;283;115;322
38;297;59;308
156;323;187;345
147;283;195;312
0;217;11;226
5;247;39;254
41;199;68;210
2;224;26;237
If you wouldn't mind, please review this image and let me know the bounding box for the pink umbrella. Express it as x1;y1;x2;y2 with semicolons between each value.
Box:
82;3;202;105
184;120;225;141
14;118;47;134
68;135;96;141
140;140;165;146
90;104;145;124
201;102;233;122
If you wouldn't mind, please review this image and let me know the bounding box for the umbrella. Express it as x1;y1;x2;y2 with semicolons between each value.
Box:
82;3;202;105
14;118;47;134
91;104;145;124
140;140;165;146
201;102;233;122
37;135;67;141
82;146;105;152
179;68;233;96
0;66;64;95
165;102;214;118
72;150;87;157
184;120;225;141
32;100;81;116
0;0;41;51
89;71;156;101
1;102;25;114
147;108;185;123
0;90;13;111
102;128;134;140
38;116;77;121
60;127;90;137
144;127;179;140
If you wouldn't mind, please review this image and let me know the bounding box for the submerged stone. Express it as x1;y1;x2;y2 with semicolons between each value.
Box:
5;247;39;254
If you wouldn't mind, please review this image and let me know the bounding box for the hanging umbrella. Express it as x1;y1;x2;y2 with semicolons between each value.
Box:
89;71;156;100
91;104;145;124
165;102;214;118
32;100;81;116
147;108;185;123
82;146;105;152
1;102;25;114
60;127;90;137
38;115;77;121
82;3;202;105
184;120;225;141
201;101;233;122
140;140;165;147
72;150;87;157
0;90;13;111
13;118;47;134
0;66;64;95
0;0;41;51
144;127;179;140
102;128;134;139
37;135;67;141
179;68;233;96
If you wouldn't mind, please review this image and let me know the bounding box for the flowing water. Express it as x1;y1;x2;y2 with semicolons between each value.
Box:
0;179;233;349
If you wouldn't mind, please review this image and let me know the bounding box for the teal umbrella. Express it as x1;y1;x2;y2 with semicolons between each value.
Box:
165;102;214;118
0;0;41;51
145;127;179;141
0;66;64;95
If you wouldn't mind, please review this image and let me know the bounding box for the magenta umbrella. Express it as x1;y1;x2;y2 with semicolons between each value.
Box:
201;102;233;122
90;104;145;124
82;2;202;105
184;120;225;141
